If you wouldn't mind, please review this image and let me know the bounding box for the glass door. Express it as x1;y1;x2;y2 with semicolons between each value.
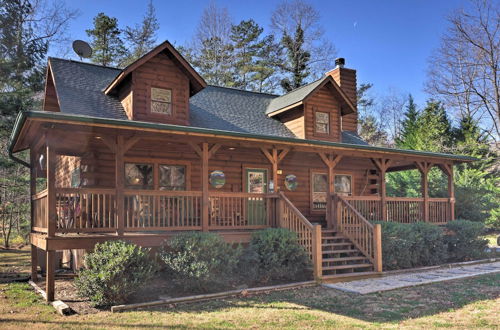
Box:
245;168;267;225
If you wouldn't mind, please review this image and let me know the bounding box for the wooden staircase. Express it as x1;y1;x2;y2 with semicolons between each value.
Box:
321;228;375;277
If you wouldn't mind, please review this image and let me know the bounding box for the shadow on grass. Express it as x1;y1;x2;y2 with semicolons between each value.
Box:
145;273;500;323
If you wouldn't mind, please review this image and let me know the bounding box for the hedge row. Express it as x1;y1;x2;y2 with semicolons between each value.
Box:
376;220;488;270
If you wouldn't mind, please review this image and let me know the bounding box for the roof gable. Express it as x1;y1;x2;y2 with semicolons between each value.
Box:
104;40;206;96
266;76;356;116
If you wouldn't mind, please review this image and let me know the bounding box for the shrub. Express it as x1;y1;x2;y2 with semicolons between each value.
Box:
159;232;242;291
376;221;447;270
444;220;488;261
75;240;156;307
247;228;311;282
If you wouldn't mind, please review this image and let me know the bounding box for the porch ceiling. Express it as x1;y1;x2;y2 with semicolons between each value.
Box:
10;111;477;165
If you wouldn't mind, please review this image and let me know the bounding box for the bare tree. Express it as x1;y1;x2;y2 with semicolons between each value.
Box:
271;0;336;80
426;0;500;140
377;88;407;144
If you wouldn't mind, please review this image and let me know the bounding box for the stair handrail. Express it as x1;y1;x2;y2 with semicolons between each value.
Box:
331;193;382;272
277;192;322;280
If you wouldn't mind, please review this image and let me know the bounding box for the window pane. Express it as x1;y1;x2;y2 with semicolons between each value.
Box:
125;163;153;189
151;88;171;102
159;165;186;190
315;112;329;134
151;101;172;115
335;175;352;196
312;173;327;210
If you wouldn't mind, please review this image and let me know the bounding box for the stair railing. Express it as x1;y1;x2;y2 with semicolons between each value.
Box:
331;194;383;272
277;192;322;280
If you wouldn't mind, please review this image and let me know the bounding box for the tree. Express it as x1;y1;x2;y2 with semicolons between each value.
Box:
279;24;311;92
86;13;127;67
396;95;420;149
230;19;272;90
426;0;500;140
377;89;407;144
188;1;234;86
0;0;77;248
356;83;389;146
122;0;159;66
415;100;453;152
271;0;336;89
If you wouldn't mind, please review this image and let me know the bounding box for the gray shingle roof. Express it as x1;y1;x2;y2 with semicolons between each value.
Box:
48;58;369;145
49;58;127;120
266;78;324;115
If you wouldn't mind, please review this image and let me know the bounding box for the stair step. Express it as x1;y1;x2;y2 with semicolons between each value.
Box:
321;271;380;281
322;256;368;263
322;249;359;254
322;263;373;271
322;242;352;247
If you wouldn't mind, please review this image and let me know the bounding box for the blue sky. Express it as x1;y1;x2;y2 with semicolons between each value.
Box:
59;0;473;106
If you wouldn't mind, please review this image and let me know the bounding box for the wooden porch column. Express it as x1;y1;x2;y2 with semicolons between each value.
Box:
46;250;55;301
416;161;432;222
30;244;38;281
46;136;56;238
440;163;455;221
190;142;221;231
372;159;391;221
318;153;342;228
115;136;125;235
261;148;290;192
29;148;38;281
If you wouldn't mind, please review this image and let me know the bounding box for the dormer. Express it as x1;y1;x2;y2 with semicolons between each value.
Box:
267;58;358;142
105;41;206;125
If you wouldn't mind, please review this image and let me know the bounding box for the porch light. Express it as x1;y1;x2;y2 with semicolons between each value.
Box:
277;169;283;175
228;147;236;150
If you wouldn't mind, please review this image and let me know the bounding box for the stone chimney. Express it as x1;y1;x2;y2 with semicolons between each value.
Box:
325;58;358;132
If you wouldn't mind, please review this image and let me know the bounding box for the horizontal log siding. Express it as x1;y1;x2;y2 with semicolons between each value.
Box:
55;155;81;188
304;84;342;142
279;106;305;139
328;67;358;133
131;52;190;125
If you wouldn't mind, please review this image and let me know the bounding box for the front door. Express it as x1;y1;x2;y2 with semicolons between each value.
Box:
245;168;267;225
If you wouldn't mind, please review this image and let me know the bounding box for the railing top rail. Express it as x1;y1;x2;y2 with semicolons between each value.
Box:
209;192;278;198
124;189;202;197
333;194;374;230
32;189;48;200
56;187;116;194
386;197;424;202
279;192;314;230
344;196;381;201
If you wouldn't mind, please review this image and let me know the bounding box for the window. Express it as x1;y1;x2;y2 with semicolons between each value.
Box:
125;163;153;189
335;174;352;196
151;87;172;115
159;165;186;190
312;172;328;210
315;111;329;134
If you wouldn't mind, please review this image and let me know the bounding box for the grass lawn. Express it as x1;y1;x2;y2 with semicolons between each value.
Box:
0;248;499;329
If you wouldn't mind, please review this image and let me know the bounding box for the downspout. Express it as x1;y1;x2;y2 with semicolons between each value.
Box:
8;149;30;168
7;111;30;168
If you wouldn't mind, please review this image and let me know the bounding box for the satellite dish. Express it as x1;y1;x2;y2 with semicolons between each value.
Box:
72;40;92;60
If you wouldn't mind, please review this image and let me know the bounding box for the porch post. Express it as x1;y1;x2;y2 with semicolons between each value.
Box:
416;161;431;222
46;136;56;238
202;142;209;232
372;159;391;221
46;250;55;301
448;166;455;220
30;244;38;281
318;153;342;228
116;136;125;235
260;148;290;192
29;148;38;281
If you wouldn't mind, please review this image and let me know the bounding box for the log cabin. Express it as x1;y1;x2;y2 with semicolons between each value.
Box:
8;41;475;301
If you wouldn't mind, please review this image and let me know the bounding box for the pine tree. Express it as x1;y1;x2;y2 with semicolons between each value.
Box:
396;94;419;149
230;19;266;90
415;100;452;152
122;0;159;66
86;13;127;67
253;35;280;93
279;24;311;92
191;37;234;86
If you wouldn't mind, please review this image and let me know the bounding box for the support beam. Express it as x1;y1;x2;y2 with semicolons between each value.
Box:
318;153;342;228
202;143;209;231
415;161;432;222
31;244;38;281
116;136;125;235
260;148;290;192
373;224;383;272
371;158;392;221
439;163;455;221
46;136;56;237
46;250;55;302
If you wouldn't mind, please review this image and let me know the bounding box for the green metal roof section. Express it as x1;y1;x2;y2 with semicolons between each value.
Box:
9;111;477;162
266;78;324;115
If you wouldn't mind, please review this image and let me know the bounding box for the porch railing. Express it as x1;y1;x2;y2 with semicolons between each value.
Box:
277;192;322;279
332;194;382;272
343;196;452;224
32;190;48;232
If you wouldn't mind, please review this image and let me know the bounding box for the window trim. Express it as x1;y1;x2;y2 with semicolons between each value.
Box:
149;86;173;116
124;157;191;191
313;109;330;136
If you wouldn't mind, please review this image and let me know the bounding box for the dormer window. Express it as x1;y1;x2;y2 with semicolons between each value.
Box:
315;111;329;134
151;87;172;115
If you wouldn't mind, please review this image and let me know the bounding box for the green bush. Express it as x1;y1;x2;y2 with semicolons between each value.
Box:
159;232;242;291
444;220;488;261
247;228;311;282
376;221;447;270
75;240;156;307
